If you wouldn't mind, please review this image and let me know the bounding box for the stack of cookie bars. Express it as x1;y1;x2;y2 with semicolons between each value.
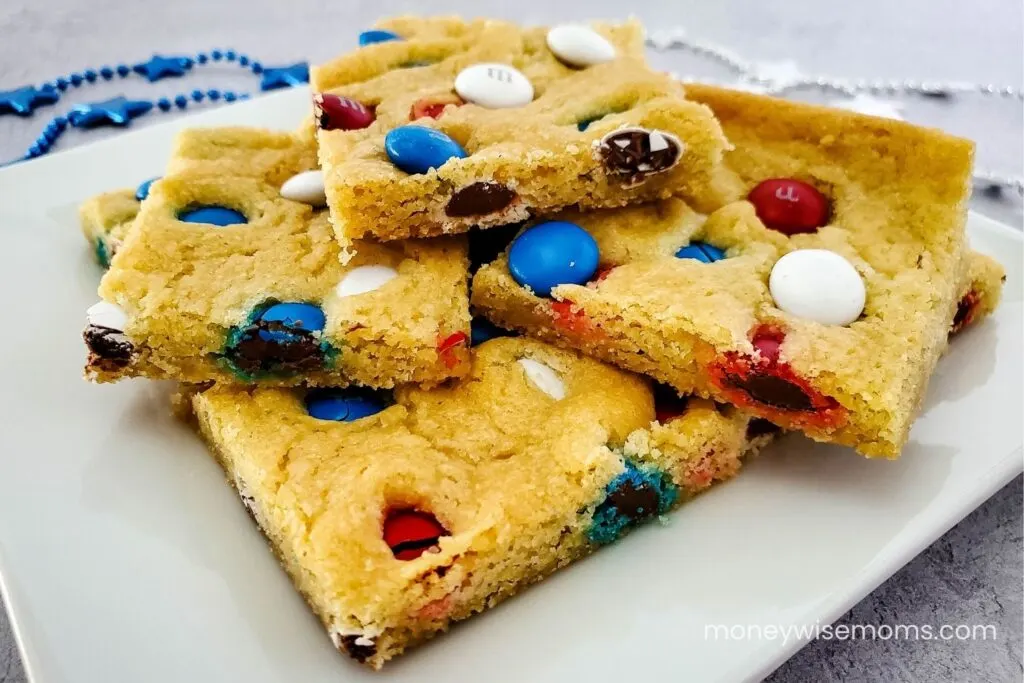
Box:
78;16;1005;669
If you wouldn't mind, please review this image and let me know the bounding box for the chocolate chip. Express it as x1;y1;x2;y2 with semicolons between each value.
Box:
726;372;814;411
602;479;660;523
338;635;377;663
596;128;682;185
746;418;781;439
951;294;975;333
83;325;134;368
389;536;442;558
223;320;325;377
445;182;517;218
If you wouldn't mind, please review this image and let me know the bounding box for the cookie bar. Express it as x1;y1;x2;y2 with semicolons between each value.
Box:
310;16;738;246
951;250;1004;335
473;86;984;457
190;336;772;668
79;187;143;267
84;126;471;387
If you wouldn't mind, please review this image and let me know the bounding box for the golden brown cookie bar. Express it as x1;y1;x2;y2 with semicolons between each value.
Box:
84;126;471;387
190;336;771;669
473;86;985;458
79;188;141;267
951;250;1004;335
309;16;738;247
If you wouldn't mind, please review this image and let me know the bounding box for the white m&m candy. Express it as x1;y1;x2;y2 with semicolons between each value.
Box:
546;24;616;67
86;300;127;331
454;63;534;109
280;170;327;207
517;358;567;400
336;265;399;298
769;249;866;326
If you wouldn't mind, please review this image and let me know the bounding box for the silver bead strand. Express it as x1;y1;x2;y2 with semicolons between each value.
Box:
648;30;1024;197
645;32;751;75
648;33;1023;101
974;170;1024;197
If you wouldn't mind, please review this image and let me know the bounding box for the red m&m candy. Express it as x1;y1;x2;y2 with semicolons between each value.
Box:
436;330;469;369
747;179;829;235
383;509;448;560
751;326;785;363
410;94;465;121
313;93;375;131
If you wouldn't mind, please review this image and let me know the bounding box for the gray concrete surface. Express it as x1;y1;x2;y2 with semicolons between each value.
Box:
0;1;1021;681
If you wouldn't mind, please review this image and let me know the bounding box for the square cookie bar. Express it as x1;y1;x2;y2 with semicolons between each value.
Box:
190;336;772;669
310;16;738;245
473;86;984;457
79;186;144;267
84;126;471;387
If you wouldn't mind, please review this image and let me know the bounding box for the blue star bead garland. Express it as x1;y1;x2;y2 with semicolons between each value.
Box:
0;48;309;119
1;46;314;164
6;88;251;164
260;63;311;91
0;85;61;117
67;96;154;128
132;55;194;82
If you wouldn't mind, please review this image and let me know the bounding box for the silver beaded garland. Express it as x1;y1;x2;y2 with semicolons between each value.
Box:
646;30;1024;196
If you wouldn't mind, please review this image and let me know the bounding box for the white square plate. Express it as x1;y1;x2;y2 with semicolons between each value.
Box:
0;88;1021;683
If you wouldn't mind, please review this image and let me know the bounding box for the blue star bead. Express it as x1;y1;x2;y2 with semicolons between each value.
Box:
259;62;309;91
67;97;154;128
0;85;60;117
132;55;192;82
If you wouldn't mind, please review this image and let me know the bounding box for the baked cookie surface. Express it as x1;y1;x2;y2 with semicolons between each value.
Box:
191;336;771;668
84;126;471;387
473;86;991;457
311;16;738;246
79;187;143;267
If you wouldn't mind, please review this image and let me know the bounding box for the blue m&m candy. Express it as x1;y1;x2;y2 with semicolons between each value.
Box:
675;241;726;263
177;206;247;226
305;387;391;422
256;302;325;343
384;125;467;175
359;29;402;46
135;177;159;201
507;221;599;297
